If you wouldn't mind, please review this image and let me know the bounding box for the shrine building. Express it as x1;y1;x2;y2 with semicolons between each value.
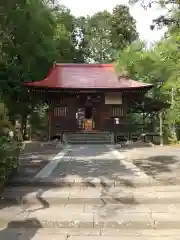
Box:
25;63;167;144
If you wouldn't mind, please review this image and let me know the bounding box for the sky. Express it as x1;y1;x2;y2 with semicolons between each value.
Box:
60;0;167;45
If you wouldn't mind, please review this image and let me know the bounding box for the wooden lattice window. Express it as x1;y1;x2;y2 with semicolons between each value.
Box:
112;107;124;117
54;107;67;117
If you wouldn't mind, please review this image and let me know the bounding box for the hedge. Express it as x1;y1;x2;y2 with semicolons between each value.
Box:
0;136;21;183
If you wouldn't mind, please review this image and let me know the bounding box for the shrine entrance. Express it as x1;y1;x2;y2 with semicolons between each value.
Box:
84;107;93;130
76;107;96;131
85;107;92;119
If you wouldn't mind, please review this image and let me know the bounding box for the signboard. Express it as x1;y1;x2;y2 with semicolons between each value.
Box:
105;93;122;104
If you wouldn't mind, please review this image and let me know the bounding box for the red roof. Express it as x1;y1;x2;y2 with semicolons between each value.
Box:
25;63;153;89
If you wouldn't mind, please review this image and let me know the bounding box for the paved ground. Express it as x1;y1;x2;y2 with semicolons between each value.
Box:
49;145;152;187
0;143;180;239
12;141;62;181
115;145;180;184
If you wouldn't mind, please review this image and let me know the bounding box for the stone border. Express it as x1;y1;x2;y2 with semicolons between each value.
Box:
34;145;70;179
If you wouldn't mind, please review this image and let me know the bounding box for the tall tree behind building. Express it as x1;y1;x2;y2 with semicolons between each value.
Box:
76;5;138;63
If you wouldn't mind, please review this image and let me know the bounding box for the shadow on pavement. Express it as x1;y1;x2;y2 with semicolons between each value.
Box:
0;144;180;226
0;218;42;240
0;144;139;223
133;155;179;183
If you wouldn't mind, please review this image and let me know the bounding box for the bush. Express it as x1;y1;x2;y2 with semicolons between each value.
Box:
0;136;21;183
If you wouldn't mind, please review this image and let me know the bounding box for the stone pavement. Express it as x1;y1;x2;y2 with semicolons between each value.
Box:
15;141;62;180
48;145;153;187
115;144;180;184
1;144;180;239
7;141;63;183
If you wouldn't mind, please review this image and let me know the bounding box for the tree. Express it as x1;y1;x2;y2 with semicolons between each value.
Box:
0;0;56;134
129;0;180;29
116;28;180;141
54;5;85;63
111;5;138;51
0;0;84;138
77;5;138;63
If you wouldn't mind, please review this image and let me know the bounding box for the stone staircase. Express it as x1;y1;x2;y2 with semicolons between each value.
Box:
1;144;180;239
1;181;180;239
63;131;113;144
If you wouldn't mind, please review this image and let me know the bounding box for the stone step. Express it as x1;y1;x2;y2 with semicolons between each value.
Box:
65;132;112;144
2;185;180;205
67;139;111;142
67;135;111;138
67;136;110;139
23;141;62;152
67;136;110;138
7;176;155;188
67;141;112;143
2;228;180;239
67;141;112;144
1;204;180;229
66;135;111;137
67;137;111;141
67;137;111;142
66;132;110;135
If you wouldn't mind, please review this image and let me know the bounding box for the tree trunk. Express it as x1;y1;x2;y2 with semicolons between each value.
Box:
171;124;177;142
21;115;28;140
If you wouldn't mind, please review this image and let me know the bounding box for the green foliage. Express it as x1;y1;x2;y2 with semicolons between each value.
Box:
0;0;56;124
30;104;49;140
0;137;21;183
0;0;86;138
129;0;180;29
0;103;20;183
0;102;13;135
77;5;138;63
0;0;141;140
115;26;180;141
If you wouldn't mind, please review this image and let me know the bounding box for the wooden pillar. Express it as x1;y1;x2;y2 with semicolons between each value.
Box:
48;112;52;141
142;109;146;142
159;111;163;146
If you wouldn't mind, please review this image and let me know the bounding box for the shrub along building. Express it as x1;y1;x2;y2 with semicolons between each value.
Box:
25;63;168;144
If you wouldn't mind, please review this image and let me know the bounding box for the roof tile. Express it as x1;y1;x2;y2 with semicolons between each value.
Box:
25;63;153;89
